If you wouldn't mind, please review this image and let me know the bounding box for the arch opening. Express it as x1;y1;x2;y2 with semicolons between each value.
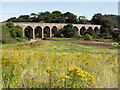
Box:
86;27;95;36
24;26;33;39
73;26;79;36
35;26;42;38
44;26;50;38
94;27;99;34
52;26;58;37
80;27;86;36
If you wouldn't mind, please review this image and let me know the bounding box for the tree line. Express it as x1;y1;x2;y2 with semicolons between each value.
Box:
3;11;120;42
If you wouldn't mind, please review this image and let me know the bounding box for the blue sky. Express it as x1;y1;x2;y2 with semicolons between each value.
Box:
0;2;118;22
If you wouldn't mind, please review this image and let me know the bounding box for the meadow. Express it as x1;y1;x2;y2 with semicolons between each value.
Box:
1;38;119;88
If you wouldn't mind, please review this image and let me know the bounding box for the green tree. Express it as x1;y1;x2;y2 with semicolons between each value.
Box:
6;17;17;22
104;14;118;28
52;11;62;15
86;27;96;37
6;22;23;38
30;13;37;17
6;22;14;28
17;15;30;22
62;24;76;38
91;13;114;36
84;34;93;41
62;12;78;23
10;26;23;38
78;16;89;24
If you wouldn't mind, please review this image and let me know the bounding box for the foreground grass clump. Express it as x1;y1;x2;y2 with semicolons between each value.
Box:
2;49;118;88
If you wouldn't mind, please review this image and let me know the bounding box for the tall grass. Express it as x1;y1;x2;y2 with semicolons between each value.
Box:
2;39;118;88
2;49;118;88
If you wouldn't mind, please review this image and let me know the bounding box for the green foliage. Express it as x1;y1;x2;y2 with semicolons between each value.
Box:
62;12;78;23
84;34;93;41
91;13;115;36
111;31;120;42
52;11;62;15
1;22;23;44
6;22;14;28
86;27;95;37
104;14;118;28
39;21;45;23
78;16;90;24
10;26;23;38
2;47;118;88
7;17;17;22
1;25;18;44
6;11;78;23
62;24;75;38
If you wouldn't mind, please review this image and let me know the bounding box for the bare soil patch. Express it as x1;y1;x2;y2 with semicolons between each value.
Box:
76;42;118;49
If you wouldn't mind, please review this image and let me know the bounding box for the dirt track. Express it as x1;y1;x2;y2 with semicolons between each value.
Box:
76;42;119;49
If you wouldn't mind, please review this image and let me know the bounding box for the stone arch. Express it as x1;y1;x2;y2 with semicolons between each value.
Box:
87;27;95;36
52;26;58;37
94;27;99;34
80;27;86;36
24;26;33;39
73;26;79;36
44;26;50;37
34;26;42;38
87;26;93;30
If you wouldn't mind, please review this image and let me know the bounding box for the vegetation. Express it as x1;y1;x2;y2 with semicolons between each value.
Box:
111;31;120;42
1;10;119;89
62;24;76;38
104;14;119;28
86;27;95;37
84;34;93;41
91;13;114;36
1;22;24;44
2;39;118;88
5;11;120;42
6;11;89;24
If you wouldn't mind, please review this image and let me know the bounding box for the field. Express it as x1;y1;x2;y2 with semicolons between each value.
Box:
1;38;119;88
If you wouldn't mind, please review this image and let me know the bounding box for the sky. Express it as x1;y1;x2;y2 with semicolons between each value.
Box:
0;2;119;22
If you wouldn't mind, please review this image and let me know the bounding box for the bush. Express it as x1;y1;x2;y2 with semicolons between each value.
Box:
62;24;75;38
1;25;18;44
86;27;96;37
1;23;24;44
6;22;14;28
15;37;23;42
84;34;93;41
111;31;120;42
10;26;23;38
39;21;45;23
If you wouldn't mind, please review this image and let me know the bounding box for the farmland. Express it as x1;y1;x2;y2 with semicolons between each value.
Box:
1;38;119;88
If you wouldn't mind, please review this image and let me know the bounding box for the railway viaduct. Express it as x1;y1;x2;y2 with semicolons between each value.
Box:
13;22;101;39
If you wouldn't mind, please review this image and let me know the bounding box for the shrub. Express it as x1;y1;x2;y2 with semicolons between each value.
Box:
6;22;14;28
62;24;75;38
1;23;23;44
1;25;18;44
39;21;45;23
10;26;23;38
86;27;96;37
84;34;93;41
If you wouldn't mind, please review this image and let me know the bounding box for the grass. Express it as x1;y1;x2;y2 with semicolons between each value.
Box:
1;38;119;88
2;39;118;55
